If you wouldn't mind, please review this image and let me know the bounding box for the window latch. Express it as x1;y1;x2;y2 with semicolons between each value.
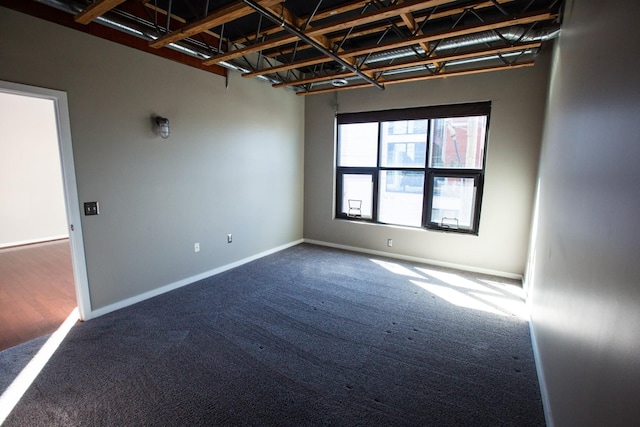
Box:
440;217;459;229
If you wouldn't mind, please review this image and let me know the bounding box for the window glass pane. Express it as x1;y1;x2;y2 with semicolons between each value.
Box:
429;116;487;169
380;120;427;167
378;170;424;227
341;174;374;219
338;123;379;167
430;177;476;230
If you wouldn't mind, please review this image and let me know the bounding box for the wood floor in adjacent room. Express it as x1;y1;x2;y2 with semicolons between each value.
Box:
0;239;76;351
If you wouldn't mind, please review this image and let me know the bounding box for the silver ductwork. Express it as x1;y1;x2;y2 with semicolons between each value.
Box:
34;0;83;14
364;26;560;65
31;0;560;90
308;26;560;89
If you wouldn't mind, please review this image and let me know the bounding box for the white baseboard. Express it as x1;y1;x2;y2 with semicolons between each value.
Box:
303;239;523;280
0;235;69;249
86;239;304;320
85;237;522;319
528;319;554;426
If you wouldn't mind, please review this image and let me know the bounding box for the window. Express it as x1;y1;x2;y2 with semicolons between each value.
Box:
335;102;490;234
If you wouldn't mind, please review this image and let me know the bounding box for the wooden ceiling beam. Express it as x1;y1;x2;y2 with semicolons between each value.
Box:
273;42;541;88
231;0;370;44
400;10;431;56
243;56;328;78
366;41;541;73
238;4;363;78
75;0;127;24
339;11;555;59
382;60;535;85
310;0;371;23
297;60;535;95
264;3;332;50
149;0;282;49
269;0;515;58
204;0;456;66
140;2;222;49
206;33;297;65
244;10;551;79
0;0;226;77
304;0;454;39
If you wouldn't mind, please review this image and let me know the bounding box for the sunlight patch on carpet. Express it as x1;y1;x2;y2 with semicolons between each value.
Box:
412;280;506;316
370;259;425;279
0;307;78;424
370;259;529;320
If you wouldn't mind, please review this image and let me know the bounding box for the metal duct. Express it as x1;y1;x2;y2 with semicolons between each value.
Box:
34;0;83;14
32;0;560;90
364;26;560;65
311;44;540;88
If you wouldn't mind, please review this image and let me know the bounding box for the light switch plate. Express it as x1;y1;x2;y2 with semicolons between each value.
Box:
84;201;99;216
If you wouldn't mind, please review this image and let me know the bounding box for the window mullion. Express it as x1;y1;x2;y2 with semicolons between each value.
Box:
422;119;432;228
372;121;383;222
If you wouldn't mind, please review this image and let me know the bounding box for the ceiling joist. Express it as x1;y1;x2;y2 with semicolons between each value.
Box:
204;0;457;65
75;0;127;24
266;0;516;61
242;11;553;80
273;41;542;88
298;61;535;95
149;0;282;49
8;0;562;94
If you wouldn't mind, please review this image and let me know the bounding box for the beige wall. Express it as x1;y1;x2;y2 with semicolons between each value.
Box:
0;7;304;310
527;0;640;424
304;52;552;277
0;92;68;247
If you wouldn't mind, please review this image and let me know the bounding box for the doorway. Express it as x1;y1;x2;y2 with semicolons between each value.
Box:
0;81;91;351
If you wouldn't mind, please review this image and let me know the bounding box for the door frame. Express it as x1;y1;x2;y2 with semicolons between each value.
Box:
0;80;91;320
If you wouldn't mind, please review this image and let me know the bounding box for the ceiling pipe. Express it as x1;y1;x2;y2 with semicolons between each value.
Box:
240;0;384;91
364;26;561;64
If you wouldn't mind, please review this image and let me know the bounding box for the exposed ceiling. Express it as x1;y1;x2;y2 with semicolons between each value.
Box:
2;0;564;95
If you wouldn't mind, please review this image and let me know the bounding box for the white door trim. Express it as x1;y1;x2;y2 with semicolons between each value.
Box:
0;80;92;320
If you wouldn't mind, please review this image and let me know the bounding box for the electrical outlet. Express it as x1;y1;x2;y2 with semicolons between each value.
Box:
387;238;393;247
194;242;200;253
227;234;233;243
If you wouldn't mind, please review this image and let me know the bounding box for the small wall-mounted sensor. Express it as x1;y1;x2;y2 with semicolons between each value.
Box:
84;202;99;216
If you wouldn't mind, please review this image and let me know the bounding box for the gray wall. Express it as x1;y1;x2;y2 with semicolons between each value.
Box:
305;54;551;276
0;7;304;310
527;1;640;425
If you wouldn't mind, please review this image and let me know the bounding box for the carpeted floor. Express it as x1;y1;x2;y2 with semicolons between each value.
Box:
0;334;49;394
2;243;545;426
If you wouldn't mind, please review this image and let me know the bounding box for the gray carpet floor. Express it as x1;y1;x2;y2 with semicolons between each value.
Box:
2;243;545;426
0;334;49;394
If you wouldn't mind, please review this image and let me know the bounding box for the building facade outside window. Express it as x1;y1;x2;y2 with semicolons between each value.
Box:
335;102;491;234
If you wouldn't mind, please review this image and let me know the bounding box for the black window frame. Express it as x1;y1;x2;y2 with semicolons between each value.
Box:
335;101;491;235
